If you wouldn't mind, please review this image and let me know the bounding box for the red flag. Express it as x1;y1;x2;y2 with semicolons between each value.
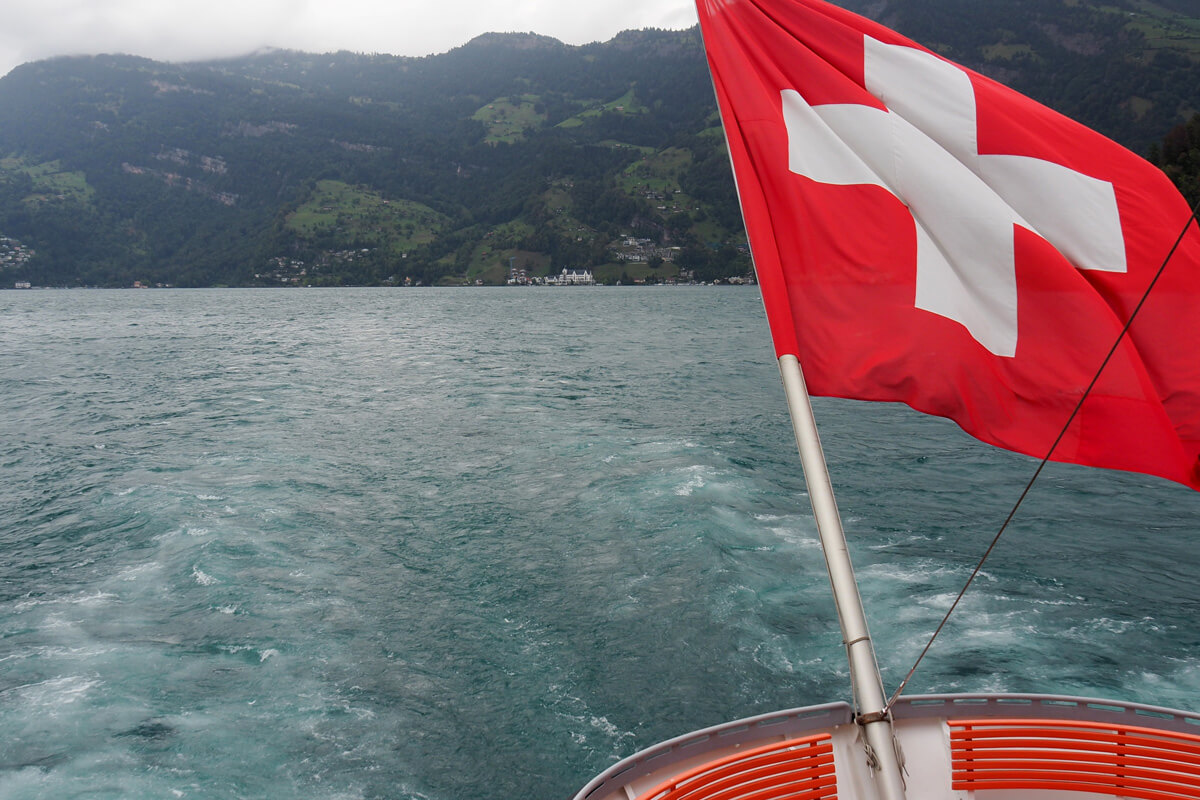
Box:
696;0;1200;489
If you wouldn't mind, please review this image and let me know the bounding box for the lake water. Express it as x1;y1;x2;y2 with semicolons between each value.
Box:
2;287;1198;799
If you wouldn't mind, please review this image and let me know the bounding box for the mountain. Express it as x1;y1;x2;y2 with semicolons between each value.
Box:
0;0;1197;288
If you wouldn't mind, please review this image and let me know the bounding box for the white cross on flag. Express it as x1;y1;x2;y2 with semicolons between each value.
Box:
696;0;1200;489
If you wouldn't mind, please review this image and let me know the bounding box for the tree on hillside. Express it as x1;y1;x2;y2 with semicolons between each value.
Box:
1150;113;1200;209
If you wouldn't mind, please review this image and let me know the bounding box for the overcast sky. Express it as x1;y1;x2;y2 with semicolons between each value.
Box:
1;0;701;78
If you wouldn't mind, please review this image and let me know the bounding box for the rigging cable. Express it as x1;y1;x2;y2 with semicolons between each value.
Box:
886;195;1200;711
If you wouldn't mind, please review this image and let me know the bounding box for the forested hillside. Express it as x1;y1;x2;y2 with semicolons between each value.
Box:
0;0;1196;288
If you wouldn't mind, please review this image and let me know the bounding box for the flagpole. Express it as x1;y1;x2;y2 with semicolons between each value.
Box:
778;354;907;800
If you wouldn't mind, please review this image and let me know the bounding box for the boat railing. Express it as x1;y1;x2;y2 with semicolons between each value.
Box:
633;733;837;800
947;716;1200;800
572;693;1200;800
572;702;853;800
893;693;1200;735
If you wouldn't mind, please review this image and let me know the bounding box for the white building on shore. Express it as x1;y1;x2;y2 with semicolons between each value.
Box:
549;268;594;285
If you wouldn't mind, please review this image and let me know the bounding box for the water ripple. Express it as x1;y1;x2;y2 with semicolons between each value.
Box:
0;288;1198;799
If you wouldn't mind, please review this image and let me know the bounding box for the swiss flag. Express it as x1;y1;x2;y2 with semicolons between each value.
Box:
696;0;1200;489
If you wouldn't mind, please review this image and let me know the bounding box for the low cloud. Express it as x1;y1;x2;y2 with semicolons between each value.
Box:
0;0;699;77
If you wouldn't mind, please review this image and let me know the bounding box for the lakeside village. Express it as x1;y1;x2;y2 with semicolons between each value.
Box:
2;231;756;289
1;236;35;288
257;236;756;288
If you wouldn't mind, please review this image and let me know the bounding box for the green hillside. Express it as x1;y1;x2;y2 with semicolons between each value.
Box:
0;0;1196;288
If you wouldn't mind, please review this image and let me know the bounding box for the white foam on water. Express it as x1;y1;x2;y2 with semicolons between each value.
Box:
976;590;1081;607
764;523;822;550
117;562;160;582
752;639;828;674
959;620;1028;646
76;591;118;606
192;567;217;586
1135;657;1200;709
9;675;102;711
1064;616;1162;640
865;533;935;550
918;590;987;612
672;465;712;496
555;709;636;752
857;561;970;585
13;591;118;611
0;643;115;666
385;786;431;800
588;714;626;739
0;767;52;798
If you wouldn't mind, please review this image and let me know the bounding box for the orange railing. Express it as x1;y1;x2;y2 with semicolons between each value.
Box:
634;734;836;800
950;718;1200;800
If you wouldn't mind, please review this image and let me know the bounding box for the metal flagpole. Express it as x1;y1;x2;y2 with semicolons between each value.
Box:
778;354;908;800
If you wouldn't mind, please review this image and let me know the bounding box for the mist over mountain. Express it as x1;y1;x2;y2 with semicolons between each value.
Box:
0;0;1196;288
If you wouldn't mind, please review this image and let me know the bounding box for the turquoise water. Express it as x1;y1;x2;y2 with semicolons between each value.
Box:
1;287;1198;799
